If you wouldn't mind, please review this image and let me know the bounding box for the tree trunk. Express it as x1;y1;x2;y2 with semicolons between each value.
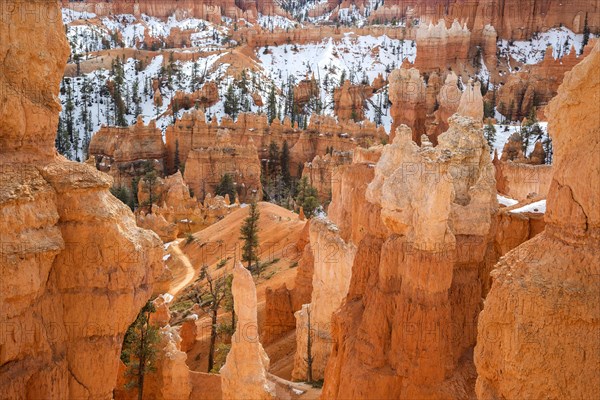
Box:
208;309;218;372
138;321;146;400
306;310;313;383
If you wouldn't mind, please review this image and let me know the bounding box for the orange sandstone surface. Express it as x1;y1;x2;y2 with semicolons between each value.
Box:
0;1;164;398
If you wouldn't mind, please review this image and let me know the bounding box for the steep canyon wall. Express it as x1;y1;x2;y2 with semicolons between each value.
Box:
1;2;163;398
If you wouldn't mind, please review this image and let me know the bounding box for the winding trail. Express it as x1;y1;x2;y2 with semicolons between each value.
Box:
166;240;196;296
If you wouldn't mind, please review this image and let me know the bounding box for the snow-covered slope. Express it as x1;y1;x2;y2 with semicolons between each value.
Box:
58;8;559;164
498;27;590;65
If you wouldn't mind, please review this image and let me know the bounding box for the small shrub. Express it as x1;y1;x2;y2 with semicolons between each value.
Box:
185;232;195;245
169;299;193;313
311;380;324;388
289;261;298;268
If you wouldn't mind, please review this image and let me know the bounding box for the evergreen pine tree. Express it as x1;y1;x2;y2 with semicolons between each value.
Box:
240;202;261;275
582;13;590;55
340;69;346;86
295;177;320;218
55;115;72;158
280;140;291;188
215;174;236;200
224;83;239;119
267;141;280;176
65;81;75;153
267;84;277;124
187;266;228;372
133;78;142;117
110;185;135;211
121;301;160;400
142;161;158;212
484;122;497;153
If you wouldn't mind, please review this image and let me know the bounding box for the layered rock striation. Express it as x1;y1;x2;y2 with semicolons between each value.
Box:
220;263;276;399
322;114;498;399
292;218;357;382
0;2;163;398
89;116;166;187
475;41;600;400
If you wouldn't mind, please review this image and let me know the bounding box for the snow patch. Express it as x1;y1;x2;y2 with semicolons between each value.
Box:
510;199;546;214
497;194;519;207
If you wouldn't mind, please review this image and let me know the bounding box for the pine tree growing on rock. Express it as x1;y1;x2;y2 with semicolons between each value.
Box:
240;202;260;275
582;12;590;55
295;177;320;218
280;140;291;188
267;84;277;124
216;174;236;200
142;161;159;212
484;122;497;152
121;301;160;400
224;83;239;120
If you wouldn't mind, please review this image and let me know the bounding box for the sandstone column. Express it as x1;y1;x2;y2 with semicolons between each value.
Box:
475;41;600;400
220;263;276;399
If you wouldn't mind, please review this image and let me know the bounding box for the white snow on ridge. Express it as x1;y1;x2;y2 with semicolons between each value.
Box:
257;34;415;123
257;14;299;30
338;5;368;27
66;24;110;56
497;194;519;207
258;34;415;88
491;122;549;158
498;27;588;65
510;200;546;214
62;8;97;24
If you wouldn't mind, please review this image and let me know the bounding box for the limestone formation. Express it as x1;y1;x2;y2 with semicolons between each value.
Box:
0;3;163;398
183;131;263;203
301;151;353;203
292;218;357;381
333;81;372;121
165;109;385;180
475;41;600;400
366;0;598;40
322;114;497;399
169;82;219;112
263;220;313;344
457;80;484;124
61;0;266;23
497;41;596;121
389;68;427;142
115;298;215;400
89;116;166;187
414;20;471;73
433;72;461;138
221;263;276;399
494;154;553;201
327;146;388;244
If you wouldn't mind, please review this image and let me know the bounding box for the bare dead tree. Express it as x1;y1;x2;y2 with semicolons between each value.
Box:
188;265;228;372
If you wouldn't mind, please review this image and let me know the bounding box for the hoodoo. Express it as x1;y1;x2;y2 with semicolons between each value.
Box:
220;263;276;400
475;42;600;400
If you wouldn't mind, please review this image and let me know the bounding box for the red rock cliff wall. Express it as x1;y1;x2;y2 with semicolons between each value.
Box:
475;41;600;400
0;2;163;398
371;0;599;40
322;115;498;399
